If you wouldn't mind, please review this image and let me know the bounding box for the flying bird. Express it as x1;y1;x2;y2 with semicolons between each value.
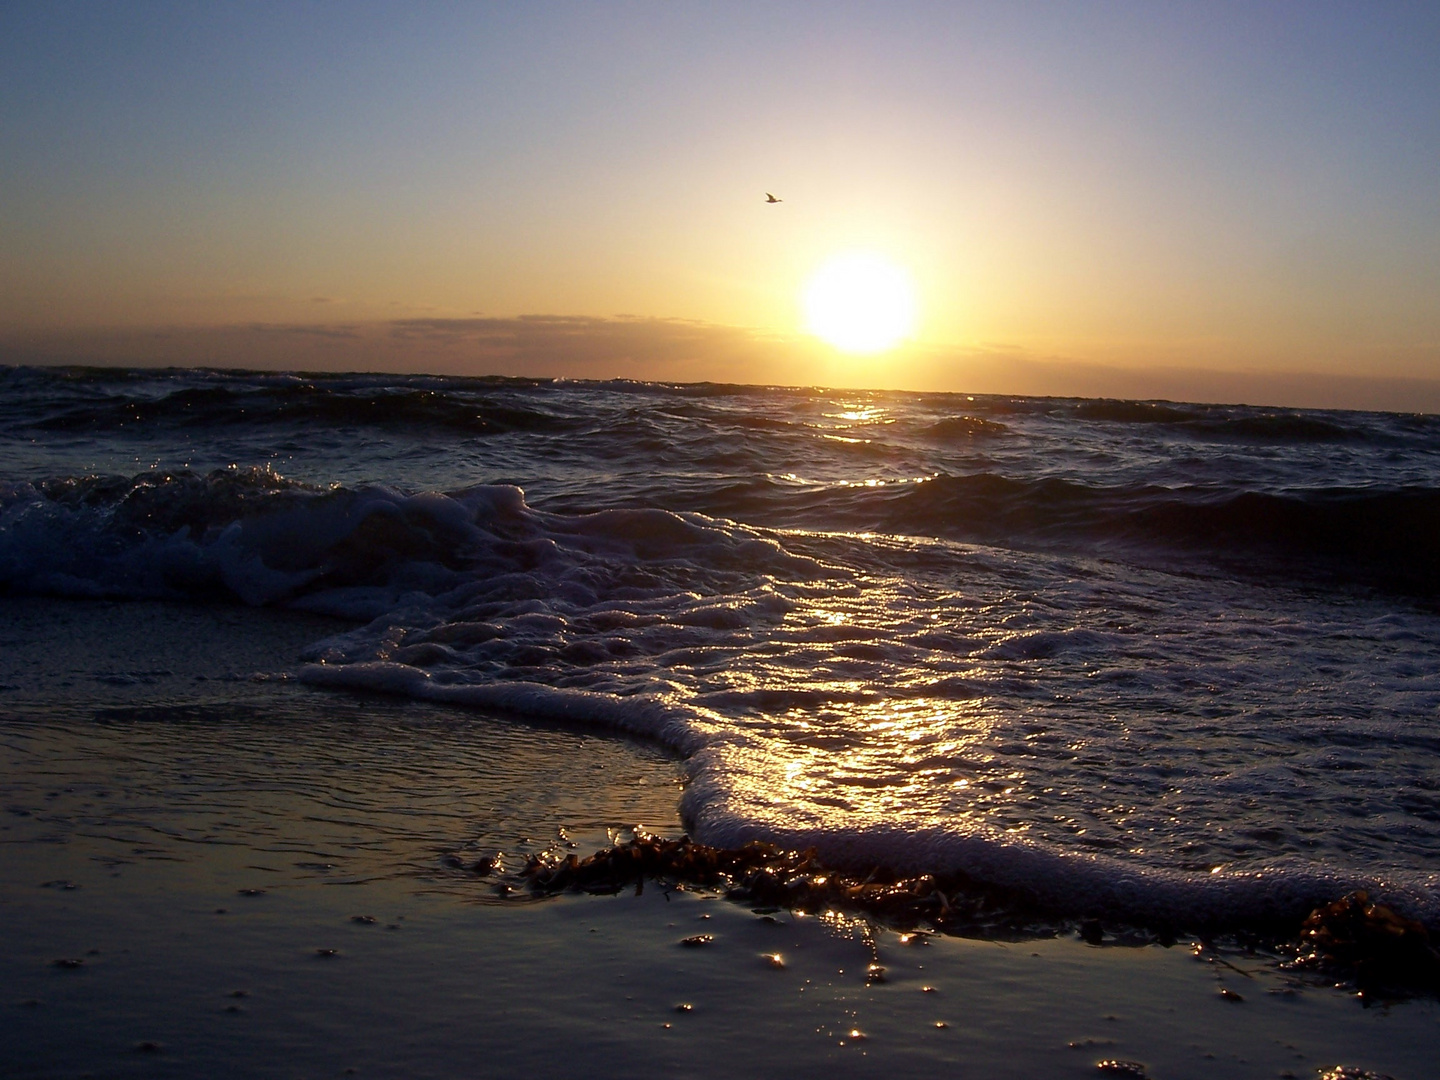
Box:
765;193;782;203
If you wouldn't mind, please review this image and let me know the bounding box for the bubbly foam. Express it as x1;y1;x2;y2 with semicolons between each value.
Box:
5;368;1440;929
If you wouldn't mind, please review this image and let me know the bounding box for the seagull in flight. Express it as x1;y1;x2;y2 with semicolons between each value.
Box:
765;192;782;203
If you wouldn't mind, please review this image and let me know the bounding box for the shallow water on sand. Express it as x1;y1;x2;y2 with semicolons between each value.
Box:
0;599;687;880
4;601;1437;1080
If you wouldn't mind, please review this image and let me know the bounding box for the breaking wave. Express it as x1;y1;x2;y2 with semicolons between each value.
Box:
4;463;1439;928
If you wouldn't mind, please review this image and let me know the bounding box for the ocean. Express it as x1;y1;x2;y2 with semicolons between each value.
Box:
4;363;1438;932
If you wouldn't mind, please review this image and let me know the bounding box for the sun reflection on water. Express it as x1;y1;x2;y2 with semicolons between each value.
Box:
758;698;998;822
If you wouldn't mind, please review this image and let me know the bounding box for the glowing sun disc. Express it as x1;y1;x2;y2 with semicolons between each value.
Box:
803;253;916;354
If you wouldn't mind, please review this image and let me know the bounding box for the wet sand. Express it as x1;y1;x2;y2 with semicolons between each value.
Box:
2;599;1435;1079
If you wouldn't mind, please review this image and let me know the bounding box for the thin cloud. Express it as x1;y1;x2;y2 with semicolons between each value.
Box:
1;317;1437;413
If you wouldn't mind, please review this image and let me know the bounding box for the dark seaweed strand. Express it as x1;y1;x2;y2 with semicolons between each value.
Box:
442;830;1440;996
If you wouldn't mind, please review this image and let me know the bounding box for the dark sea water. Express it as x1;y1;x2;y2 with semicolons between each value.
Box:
3;364;1439;928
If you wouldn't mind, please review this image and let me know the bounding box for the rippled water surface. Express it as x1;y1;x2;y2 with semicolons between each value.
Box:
3;365;1438;926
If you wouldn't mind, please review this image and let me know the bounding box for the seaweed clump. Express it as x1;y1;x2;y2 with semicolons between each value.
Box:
1292;891;1440;996
473;835;1440;994
516;831;1056;939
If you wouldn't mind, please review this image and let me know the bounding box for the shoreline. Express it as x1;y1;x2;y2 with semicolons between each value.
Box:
2;597;1436;1078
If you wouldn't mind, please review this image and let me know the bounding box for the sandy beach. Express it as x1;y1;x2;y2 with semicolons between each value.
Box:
7;3;1440;1074
2;598;1435;1080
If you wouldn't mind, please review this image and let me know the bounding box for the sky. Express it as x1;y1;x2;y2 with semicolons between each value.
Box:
2;1;1439;409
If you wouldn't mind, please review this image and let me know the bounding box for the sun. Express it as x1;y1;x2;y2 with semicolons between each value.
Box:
803;252;917;354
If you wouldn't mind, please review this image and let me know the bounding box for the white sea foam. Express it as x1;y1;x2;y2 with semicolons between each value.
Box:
301;654;1440;927
5;371;1440;931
